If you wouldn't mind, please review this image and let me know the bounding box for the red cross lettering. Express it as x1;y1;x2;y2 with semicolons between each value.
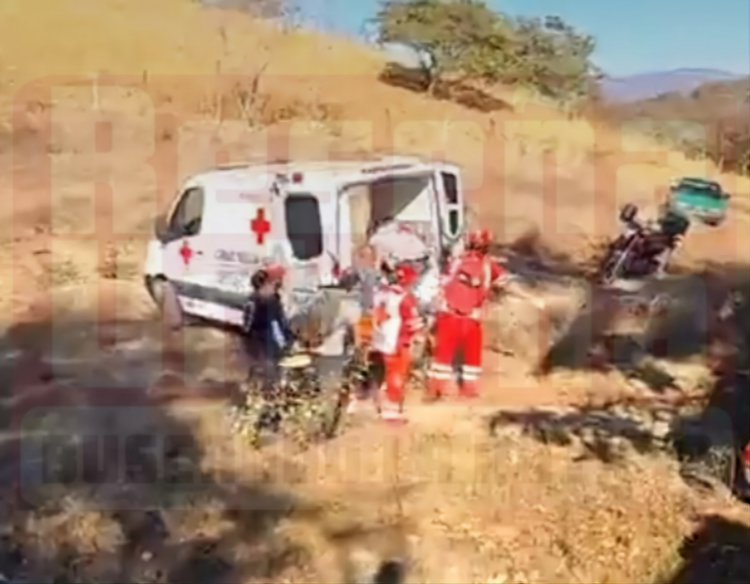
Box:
251;208;271;245
179;239;193;266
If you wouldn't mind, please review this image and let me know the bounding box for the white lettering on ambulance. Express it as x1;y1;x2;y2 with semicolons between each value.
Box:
214;249;261;265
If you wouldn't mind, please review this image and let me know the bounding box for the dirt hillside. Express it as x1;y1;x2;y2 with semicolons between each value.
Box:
0;1;749;583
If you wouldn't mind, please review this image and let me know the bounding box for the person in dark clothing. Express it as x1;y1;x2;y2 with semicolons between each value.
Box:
242;268;294;391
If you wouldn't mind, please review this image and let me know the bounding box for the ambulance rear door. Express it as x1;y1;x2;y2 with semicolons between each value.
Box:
278;185;339;317
433;164;465;254
336;168;442;269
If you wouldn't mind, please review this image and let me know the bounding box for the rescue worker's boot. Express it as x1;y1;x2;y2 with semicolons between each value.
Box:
380;400;407;424
424;378;449;402
458;379;480;400
382;351;409;422
426;360;454;402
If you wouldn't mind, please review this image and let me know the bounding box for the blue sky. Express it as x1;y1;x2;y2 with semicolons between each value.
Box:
298;0;750;76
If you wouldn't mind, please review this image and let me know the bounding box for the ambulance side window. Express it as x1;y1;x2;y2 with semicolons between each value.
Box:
441;172;461;237
284;195;323;260
169;187;204;237
441;172;458;204
449;210;460;235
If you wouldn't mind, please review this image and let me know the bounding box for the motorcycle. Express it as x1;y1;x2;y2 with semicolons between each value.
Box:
597;204;690;286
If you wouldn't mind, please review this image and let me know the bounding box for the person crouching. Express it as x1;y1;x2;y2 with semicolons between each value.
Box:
370;261;423;424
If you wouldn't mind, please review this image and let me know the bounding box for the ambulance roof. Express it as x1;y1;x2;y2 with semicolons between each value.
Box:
184;155;458;201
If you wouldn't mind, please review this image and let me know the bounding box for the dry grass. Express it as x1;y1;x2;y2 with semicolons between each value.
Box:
1;0;747;205
0;1;749;583
174;401;717;584
1;416;716;584
0;0;381;81
22;496;125;557
0;0;746;279
296;430;698;583
1;321;747;583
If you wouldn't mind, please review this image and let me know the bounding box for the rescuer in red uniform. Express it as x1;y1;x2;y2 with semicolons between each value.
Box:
427;229;545;400
370;261;424;423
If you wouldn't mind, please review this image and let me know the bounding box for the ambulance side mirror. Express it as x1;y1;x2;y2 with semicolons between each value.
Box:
154;214;170;242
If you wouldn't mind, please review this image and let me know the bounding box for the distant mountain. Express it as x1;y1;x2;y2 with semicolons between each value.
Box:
600;68;744;103
598;76;750;174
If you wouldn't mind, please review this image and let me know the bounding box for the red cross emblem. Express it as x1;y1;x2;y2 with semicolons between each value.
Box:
179;239;193;266
373;301;390;327
251;208;271;245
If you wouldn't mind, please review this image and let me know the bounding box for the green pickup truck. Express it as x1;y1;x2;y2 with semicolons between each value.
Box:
665;177;730;227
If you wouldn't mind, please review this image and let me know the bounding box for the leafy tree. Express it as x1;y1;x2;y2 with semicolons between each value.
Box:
373;0;597;99
374;0;517;91
511;16;597;99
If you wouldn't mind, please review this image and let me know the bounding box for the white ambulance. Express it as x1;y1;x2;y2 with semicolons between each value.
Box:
143;155;466;348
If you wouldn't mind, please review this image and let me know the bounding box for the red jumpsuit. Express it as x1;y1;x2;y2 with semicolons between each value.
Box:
370;282;422;421
427;250;507;399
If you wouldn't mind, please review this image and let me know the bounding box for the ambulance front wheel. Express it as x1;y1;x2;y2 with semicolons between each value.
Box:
148;277;184;330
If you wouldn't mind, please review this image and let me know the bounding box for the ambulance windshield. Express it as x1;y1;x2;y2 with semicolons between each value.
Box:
284;194;323;260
